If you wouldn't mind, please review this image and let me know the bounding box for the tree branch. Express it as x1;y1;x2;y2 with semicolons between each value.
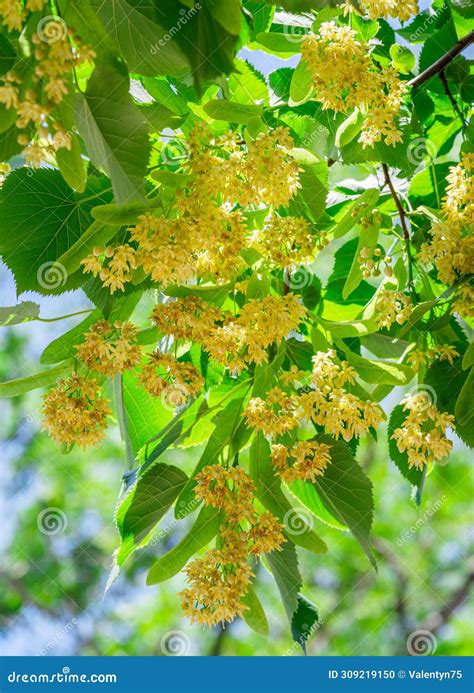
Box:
408;31;474;89
439;70;466;127
382;164;410;242
422;570;474;634
382;164;415;297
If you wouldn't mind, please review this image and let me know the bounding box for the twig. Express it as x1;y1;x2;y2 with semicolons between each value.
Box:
439;70;466;127
408;31;474;89
372;539;410;636
382;164;415;297
208;623;230;656
422;570;474;634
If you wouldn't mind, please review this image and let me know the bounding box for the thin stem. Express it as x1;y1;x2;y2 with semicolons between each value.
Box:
439;70;466;127
382;164;416;298
408;30;474;88
430;160;441;208
38;308;93;322
114;374;135;471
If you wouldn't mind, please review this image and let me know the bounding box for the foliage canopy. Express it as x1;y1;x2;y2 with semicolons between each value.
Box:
0;0;472;648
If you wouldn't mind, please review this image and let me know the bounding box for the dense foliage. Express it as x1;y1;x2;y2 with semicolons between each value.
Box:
0;0;472;649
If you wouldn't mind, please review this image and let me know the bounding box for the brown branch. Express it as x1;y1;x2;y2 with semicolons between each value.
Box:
408;30;474;89
372;540;410;636
439;70;466;127
422;570;474;634
208;623;230;656
382;164;416;297
382;164;410;241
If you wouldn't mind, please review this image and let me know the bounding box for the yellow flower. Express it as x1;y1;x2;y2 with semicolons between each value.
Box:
392;392;455;469
139;352;204;401
42;374;110;448
245;387;300;437
81;245;138;294
248;511;285;555
375;288;413;329
252;215;317;268
418;155;473;311
302;23;406;147
271;440;332;483
76;320;142;376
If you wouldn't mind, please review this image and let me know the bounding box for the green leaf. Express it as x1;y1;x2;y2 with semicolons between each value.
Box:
342;349;414;386
56;221;117;277
0;169;112;295
250;434;328;555
313;435;376;568
451;0;474;17
146;505;221;585
0;32;15;77
462;343;474;370
115;462;188;565
388;404;424;490
455;368;474;446
89;0;189;76
390;45;415;74
242;584;269;635
203;99;264;124
425;357;473;447
55;93;87;193
122;370;174;457
289;480;347;530
335;110;364;148
255;32;302;56
289;58;313;104
342;221;380;299
291;162;328;223
207;0;243;34
91;200;162;225
291;595;320;653
39;311;101;365
0;360;73;398
331;189;380;239
75;62;150;204
266;540;300;621
0;302;40;327
176;395;248;515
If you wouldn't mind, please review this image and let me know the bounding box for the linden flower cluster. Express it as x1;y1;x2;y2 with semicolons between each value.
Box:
301;23;407;147
358;246;393;278
359;0;419;21
76;321;142;377
206;294;307;371
152;296;222;343
392;393;455;469
81;125;303;293
251;215;318;268
189;123;301;209
375;288;413;329
152;294;306;372
407;344;459;372
81;246;138;294
0;10;95;167
245;351;383;443
138;352;204;401
418;154;474;317
271;440;332;483
42;374;110;448
180;466;285;626
0;0;46;32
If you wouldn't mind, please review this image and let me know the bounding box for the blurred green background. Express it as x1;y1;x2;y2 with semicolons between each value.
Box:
1;317;472;657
